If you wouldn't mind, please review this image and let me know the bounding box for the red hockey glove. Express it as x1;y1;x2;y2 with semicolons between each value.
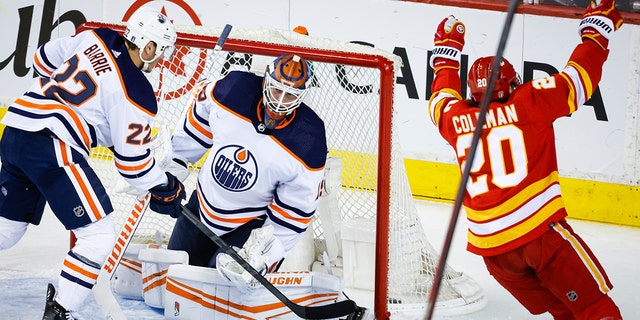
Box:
430;16;466;72
149;172;186;218
578;0;623;50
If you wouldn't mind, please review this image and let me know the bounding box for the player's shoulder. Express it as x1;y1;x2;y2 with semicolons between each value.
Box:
121;77;157;116
274;105;327;169
106;31;157;115
292;104;325;131
214;70;262;95
70;28;158;115
91;28;121;44
76;27;158;115
58;28;120;57
210;70;262;113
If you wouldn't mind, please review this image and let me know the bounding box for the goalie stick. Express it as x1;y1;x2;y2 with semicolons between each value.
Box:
92;24;233;320
180;204;363;319
424;0;520;319
93;194;150;320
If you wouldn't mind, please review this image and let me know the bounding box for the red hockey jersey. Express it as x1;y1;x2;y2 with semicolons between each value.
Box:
428;40;609;256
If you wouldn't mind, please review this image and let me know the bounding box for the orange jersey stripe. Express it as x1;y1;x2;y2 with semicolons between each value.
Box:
57;140;103;220
268;203;313;225
114;157;153;172
15;98;91;150
197;190;258;225
63;259;99;281
186;105;213;139
33;54;53;76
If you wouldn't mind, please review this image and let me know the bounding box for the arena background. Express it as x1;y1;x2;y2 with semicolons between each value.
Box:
0;0;638;227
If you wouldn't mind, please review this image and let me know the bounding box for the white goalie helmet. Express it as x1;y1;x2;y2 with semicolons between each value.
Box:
124;7;177;66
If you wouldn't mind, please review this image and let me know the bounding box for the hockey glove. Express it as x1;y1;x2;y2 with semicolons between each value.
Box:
216;225;276;293
578;0;623;50
430;15;466;72
149;172;186;218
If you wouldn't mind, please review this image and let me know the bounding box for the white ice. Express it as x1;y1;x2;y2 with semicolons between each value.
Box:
1;200;638;319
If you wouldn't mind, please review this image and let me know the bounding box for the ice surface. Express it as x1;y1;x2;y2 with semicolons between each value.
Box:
1;200;638;319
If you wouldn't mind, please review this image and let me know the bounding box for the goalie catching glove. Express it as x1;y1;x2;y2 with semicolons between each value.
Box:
430;15;466;72
149;172;186;218
578;0;623;50
216;225;284;293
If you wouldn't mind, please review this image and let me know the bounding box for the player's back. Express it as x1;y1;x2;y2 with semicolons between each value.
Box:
444;96;557;201
3;28;156;155
438;84;570;255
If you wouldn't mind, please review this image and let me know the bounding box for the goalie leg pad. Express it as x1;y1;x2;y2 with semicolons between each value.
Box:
111;243;147;300
138;246;189;308
164;264;344;319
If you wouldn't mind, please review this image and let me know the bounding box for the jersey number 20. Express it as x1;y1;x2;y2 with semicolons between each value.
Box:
456;124;528;197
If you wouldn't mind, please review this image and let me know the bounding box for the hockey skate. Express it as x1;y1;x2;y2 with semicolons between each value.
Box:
42;283;80;320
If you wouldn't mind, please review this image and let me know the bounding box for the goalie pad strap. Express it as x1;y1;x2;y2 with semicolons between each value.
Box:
138;247;189;264
429;45;461;69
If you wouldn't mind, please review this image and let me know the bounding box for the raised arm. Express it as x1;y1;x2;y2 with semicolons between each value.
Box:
428;15;467;127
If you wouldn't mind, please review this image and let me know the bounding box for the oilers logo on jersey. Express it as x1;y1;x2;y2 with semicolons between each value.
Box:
212;145;258;192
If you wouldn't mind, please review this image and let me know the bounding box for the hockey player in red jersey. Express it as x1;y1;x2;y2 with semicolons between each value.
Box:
428;1;623;319
0;7;185;320
163;53;327;293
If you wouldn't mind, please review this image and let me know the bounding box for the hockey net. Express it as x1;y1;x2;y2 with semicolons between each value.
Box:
77;22;486;319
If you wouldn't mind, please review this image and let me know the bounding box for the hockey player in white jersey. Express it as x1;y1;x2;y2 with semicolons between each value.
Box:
0;7;186;320
165;53;327;293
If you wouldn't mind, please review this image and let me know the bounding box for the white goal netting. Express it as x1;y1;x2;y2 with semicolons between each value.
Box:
80;22;487;319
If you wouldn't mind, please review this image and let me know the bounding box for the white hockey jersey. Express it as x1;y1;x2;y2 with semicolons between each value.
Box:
171;71;327;266
2;28;167;191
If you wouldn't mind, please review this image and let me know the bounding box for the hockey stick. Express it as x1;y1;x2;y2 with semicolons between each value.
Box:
180;204;361;319
93;194;150;320
424;1;520;319
201;23;233;82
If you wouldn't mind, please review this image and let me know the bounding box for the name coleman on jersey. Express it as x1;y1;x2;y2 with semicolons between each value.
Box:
451;104;519;134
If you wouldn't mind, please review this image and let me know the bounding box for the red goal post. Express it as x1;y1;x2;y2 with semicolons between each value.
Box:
76;22;486;319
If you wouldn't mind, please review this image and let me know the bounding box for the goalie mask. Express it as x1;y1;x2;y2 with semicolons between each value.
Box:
124;7;177;72
468;56;521;103
261;54;312;130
